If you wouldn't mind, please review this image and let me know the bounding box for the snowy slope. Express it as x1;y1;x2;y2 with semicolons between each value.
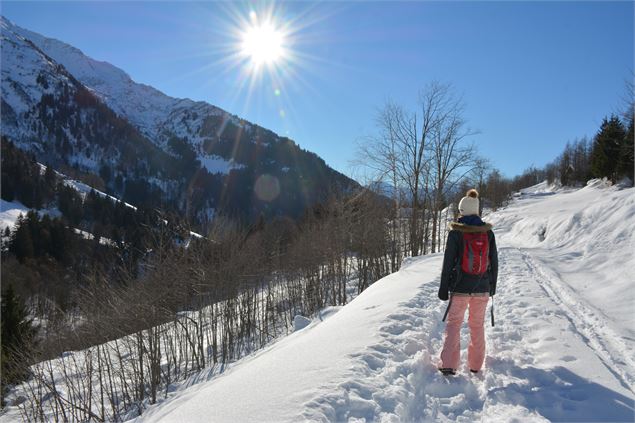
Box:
0;168;207;241
493;179;634;337
0;199;63;233
0;17;75;138
4;16;244;172
0;161;136;233
0;199;30;231
7;17;193;141
125;180;635;422
1;16;248;177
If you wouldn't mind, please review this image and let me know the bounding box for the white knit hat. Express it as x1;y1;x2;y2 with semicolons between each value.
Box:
458;189;479;216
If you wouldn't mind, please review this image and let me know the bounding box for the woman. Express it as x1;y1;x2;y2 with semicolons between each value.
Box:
438;189;498;375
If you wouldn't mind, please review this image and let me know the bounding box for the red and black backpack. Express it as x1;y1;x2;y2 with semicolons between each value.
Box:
460;232;490;275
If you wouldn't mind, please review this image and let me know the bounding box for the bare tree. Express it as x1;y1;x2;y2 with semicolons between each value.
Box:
355;98;430;257
470;157;491;213
355;81;476;256
483;169;510;210
426;82;478;253
353;101;407;267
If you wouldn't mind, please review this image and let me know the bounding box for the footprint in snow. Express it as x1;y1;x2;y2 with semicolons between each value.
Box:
387;313;413;321
380;323;409;336
403;340;424;356
558;389;588;402
368;344;392;355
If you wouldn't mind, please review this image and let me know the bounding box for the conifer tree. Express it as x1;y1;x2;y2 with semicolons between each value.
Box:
9;215;34;262
1;284;38;405
617;117;634;182
590;115;626;181
43;164;57;205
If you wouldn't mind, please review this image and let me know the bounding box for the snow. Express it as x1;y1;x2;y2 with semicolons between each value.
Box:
0;199;61;232
491;178;635;346
293;315;312;331
2;162;137;230
0;16;71;129
72;228;115;246
189;231;204;239
199;155;244;175
0;199;114;247
62;176;208;238
63;179;137;210
0;164;209;243
0;199;30;231
126;181;635;422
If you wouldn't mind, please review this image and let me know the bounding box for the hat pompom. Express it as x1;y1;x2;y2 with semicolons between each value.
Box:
458;189;480;216
466;189;479;198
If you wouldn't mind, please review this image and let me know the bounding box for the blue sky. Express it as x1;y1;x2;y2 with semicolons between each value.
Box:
2;1;633;179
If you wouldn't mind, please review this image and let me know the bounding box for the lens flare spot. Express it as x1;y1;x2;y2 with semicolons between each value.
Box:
279;109;286;118
274;88;281;96
254;174;280;202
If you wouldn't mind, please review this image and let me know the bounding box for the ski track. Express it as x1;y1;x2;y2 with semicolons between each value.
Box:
301;247;635;422
520;249;635;393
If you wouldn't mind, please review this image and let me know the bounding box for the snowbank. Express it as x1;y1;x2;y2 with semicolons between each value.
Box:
489;179;635;338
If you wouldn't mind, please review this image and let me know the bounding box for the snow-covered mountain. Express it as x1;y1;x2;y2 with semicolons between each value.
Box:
3;15;241;164
1;16;185;209
1;16;357;223
6;19;236;160
7;19;195;141
2;180;633;422
1;17;77;140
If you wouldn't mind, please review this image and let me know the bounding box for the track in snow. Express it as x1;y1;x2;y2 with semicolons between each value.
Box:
520;249;635;393
302;247;635;422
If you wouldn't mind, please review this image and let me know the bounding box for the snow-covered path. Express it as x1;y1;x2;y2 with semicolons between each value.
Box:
480;247;633;421
519;249;635;396
300;247;634;422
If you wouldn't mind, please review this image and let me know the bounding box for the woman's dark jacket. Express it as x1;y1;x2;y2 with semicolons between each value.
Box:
438;219;498;301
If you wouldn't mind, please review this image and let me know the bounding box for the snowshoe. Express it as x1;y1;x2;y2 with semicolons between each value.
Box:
439;368;456;376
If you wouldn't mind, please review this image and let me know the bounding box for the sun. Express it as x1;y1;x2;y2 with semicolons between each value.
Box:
241;17;286;66
195;4;325;120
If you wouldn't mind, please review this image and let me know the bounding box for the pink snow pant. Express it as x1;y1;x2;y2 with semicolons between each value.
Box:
440;294;489;371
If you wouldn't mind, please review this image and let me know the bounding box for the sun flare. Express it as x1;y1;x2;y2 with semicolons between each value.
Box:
241;21;285;66
198;3;324;121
